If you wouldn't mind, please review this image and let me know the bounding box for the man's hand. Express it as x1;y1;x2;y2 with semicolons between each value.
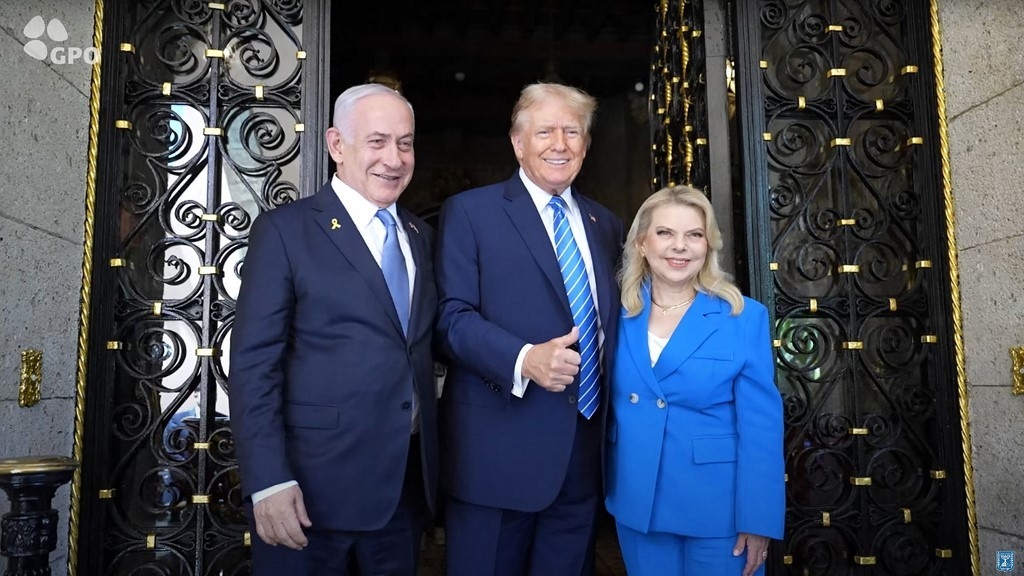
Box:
253;485;312;550
522;327;581;392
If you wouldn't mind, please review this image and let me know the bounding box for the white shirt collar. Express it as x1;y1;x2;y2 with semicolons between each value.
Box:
331;174;400;230
518;168;578;217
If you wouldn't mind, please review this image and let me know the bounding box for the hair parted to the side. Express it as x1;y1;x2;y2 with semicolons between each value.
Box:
618;185;745;317
332;83;415;141
509;83;597;137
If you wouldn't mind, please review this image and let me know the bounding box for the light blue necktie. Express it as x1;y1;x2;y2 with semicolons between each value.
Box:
376;209;410;335
549;196;600;419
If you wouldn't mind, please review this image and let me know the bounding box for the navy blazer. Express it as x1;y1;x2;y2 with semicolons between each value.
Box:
435;174;623;512
605;290;785;539
229;183;439;532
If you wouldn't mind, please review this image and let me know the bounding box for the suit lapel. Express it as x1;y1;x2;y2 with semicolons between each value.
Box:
576;191;614;334
652;291;721;381
623;292;665;398
310;186;405;337
501;177;570;312
398;207;428;339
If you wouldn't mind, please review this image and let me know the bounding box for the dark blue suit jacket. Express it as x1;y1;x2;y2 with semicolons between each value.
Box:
229;183;439;532
605;290;785;539
436;174;623;512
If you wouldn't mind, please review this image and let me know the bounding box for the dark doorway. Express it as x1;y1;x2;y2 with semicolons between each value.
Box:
330;0;654;228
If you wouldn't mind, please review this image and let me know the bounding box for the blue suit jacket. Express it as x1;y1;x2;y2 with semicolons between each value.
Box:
605;290;785;539
436;174;623;512
229;183;439;531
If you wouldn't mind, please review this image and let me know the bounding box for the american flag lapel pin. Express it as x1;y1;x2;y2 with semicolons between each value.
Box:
407;221;419;234
589;213;597;223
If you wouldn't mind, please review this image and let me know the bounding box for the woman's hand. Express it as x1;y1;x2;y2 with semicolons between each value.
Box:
733;532;769;576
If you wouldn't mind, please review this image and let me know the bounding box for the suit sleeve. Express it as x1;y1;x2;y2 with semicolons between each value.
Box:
435;197;529;391
733;302;786;539
229;213;296;500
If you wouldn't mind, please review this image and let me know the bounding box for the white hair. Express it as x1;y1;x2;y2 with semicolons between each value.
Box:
331;83;415;141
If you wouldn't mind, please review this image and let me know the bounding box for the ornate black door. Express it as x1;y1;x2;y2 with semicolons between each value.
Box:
71;1;328;574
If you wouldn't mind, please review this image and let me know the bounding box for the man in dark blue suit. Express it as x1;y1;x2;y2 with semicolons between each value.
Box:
436;83;624;576
229;83;438;575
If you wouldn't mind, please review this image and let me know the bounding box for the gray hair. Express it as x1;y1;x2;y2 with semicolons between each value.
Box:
510;83;597;136
332;83;415;141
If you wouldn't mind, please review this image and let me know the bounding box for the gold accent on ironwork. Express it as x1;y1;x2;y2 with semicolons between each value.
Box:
889;298;898;311
296;50;307;60
70;1;106;572
838;218;856;226
921;335;938;343
198;266;221;275
849;428;869;435
294;123;305;132
205;49;224;58
146;534;155;549
762;132;772;141
784;473;788;482
119;43;134;53
105;341;122;350
916;260;933;268
695;137;707;145
936;548;953;558
115;120;132;130
0;456;77;476
19;349;43;407
769;262;779;271
244;531;252;547
826;68;847;78
854;556;877;565
809;299;818;313
773;339;782;348
930;2;978;571
692;29;702;38
783;555;792;564
98;489;115;499
192;494;210;504
901;65;920;75
201;213;219;222
907;136;924;145
850;477;872;486
161;82;171;96
196;348;219;357
930;469;947;479
759;60;768;69
255;85;265;100
203;127;224;136
842;342;864;350
821;511;830;526
209;2;226;9
193;442;210;450
875;99;885;112
152;301;162;316
838;265;860;273
797;96;806;109
830;138;851;147
109;258;125;267
902;508;912;523
1011;347;1024;395
827;24;844;32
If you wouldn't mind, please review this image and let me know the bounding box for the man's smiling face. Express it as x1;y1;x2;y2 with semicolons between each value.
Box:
328;92;415;207
511;97;589;195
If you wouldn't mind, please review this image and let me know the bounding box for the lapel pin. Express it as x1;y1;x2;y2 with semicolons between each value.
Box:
407;221;419;234
589;213;597;223
330;218;341;230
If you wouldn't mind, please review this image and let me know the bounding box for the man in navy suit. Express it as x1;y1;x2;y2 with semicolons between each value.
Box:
436;83;624;576
229;83;438;575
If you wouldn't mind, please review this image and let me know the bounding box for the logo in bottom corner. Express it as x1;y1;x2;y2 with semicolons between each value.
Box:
997;550;1015;572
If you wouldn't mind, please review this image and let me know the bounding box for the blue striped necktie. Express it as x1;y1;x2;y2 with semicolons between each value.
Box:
376;209;410;335
548;196;600;419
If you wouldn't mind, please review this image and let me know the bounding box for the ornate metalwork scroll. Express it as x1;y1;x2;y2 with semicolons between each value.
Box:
650;0;709;192
74;1;310;574
734;1;975;573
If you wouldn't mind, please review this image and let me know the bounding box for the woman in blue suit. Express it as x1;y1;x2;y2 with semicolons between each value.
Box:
606;186;784;576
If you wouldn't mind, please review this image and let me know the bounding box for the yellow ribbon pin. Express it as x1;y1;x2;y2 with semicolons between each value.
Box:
330;218;341;230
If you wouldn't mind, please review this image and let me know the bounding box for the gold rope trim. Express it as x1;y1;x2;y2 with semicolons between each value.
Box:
931;1;979;573
69;0;105;573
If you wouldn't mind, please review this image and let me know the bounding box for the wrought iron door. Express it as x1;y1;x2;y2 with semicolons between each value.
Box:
72;1;328;574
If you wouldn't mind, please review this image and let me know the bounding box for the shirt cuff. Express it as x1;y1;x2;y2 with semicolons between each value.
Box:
512;343;533;398
252;480;298;504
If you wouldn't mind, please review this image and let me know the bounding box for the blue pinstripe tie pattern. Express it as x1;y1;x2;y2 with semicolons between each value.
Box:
549;196;600;419
376;209;410;335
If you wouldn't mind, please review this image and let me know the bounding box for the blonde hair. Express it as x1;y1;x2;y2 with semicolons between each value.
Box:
510;83;597;137
619;185;744;316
